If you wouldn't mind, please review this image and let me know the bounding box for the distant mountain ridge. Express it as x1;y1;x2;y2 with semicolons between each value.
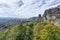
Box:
0;17;38;29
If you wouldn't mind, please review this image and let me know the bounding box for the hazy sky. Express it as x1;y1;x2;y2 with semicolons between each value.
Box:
0;0;60;18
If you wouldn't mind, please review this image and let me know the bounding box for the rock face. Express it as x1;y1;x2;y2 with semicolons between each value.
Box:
43;5;60;26
37;14;44;23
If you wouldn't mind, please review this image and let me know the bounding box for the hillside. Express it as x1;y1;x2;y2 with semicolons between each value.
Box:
0;21;60;40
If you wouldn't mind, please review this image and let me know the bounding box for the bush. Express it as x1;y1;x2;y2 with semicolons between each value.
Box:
40;23;60;40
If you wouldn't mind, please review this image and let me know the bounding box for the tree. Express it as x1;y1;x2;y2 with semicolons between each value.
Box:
33;22;47;40
40;23;60;40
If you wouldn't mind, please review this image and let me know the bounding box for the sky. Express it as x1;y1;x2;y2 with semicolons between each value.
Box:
0;0;60;18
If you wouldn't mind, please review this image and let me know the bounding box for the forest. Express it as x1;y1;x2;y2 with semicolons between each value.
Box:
0;21;60;40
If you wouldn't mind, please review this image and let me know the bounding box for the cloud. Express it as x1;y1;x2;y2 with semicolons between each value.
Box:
0;0;24;18
0;0;60;18
14;0;24;8
48;0;60;6
16;1;24;8
0;3;9;8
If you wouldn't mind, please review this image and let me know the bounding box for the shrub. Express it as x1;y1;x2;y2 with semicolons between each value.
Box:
40;23;60;40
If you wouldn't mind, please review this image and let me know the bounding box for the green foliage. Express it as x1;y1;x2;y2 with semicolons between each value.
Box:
33;22;60;40
0;22;60;40
22;22;34;40
33;22;47;40
40;23;60;40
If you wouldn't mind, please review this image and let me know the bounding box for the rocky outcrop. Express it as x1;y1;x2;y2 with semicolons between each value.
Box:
43;5;60;26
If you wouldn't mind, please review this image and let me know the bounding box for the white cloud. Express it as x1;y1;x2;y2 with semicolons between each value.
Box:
0;0;60;18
